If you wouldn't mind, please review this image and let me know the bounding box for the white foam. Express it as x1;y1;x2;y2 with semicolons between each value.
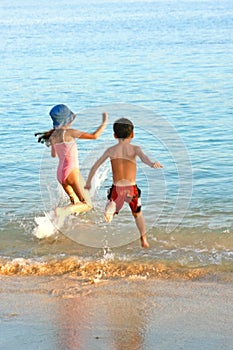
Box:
33;212;57;239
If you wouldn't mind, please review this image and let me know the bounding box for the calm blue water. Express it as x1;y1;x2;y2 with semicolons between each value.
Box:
0;0;233;277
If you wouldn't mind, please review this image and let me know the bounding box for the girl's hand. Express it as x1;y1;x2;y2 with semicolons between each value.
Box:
102;112;108;125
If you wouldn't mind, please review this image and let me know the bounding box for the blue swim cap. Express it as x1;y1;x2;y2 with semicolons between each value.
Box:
49;104;75;128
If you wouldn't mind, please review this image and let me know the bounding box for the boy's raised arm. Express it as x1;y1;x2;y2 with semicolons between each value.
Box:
136;146;163;168
85;149;110;190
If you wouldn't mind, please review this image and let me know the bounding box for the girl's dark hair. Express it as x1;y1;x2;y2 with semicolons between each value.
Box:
113;118;134;139
34;129;55;146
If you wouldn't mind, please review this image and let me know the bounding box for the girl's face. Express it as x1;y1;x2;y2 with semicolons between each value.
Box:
63;114;76;128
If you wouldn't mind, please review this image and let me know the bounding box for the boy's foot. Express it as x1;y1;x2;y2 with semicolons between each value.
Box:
140;234;149;248
104;201;116;223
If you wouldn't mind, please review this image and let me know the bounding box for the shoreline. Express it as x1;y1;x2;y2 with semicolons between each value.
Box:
1;276;233;350
1;256;233;285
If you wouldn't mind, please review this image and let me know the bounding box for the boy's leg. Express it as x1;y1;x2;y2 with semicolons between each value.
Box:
104;185;121;223
133;212;149;248
129;186;149;248
104;200;116;223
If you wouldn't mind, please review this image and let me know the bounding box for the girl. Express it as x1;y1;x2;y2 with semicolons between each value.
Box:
35;104;108;215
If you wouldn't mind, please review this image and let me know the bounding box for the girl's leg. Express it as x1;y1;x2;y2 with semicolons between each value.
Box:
65;170;86;203
54;170;92;225
62;184;79;204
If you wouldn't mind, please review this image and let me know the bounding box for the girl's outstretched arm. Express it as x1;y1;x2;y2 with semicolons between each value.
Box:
69;113;108;140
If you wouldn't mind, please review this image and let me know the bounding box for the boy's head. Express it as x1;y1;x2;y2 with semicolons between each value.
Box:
113;118;134;139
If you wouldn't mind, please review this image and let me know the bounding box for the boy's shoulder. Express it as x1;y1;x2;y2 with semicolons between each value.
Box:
106;142;141;157
130;143;141;151
106;143;118;153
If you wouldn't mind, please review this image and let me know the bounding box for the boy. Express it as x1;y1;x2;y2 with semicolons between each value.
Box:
85;118;163;248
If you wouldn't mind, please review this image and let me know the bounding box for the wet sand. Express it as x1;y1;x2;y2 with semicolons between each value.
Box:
1;276;233;350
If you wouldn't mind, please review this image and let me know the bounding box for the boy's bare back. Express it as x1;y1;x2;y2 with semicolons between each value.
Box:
107;140;138;185
85;137;162;190
103;138;161;186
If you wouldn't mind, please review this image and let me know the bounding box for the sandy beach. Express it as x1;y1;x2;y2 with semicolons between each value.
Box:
1;276;233;350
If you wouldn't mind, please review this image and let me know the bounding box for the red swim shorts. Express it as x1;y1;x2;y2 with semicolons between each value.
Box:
107;184;141;214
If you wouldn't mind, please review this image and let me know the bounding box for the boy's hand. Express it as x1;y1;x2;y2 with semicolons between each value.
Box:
84;182;91;190
153;161;163;168
102;112;108;124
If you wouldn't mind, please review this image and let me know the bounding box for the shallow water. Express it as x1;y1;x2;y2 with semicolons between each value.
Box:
0;0;233;279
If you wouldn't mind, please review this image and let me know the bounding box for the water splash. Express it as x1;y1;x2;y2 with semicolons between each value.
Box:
33;212;57;239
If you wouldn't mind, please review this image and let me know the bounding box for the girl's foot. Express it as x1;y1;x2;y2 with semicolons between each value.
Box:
140;234;149;248
71;202;92;214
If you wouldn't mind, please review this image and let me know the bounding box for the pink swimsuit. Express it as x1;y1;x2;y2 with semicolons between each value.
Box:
53;130;79;184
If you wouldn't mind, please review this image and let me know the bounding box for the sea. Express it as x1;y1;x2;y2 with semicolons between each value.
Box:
0;0;232;281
